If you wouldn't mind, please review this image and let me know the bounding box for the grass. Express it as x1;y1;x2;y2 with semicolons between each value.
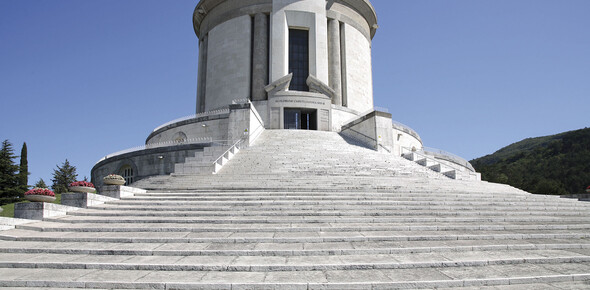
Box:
0;193;62;218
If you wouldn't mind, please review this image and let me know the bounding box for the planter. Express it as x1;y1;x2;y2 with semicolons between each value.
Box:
25;194;56;202
104;179;125;186
587;189;590;193
103;174;126;186
68;186;96;193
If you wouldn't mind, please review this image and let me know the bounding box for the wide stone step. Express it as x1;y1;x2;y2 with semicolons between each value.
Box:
3;229;590;243
1;265;590;289
1;250;589;272
16;221;590;233
43;215;589;224
88;204;590;213
63;210;590;219
2;240;590;257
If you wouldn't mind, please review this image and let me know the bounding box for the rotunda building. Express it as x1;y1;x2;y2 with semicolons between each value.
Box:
92;0;480;189
193;0;378;130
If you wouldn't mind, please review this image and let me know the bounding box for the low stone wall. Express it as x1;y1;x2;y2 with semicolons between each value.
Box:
14;202;80;220
91;143;209;188
100;185;147;199
340;110;393;153
61;192;118;208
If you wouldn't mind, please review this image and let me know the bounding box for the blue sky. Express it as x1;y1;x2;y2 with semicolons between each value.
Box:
1;0;589;186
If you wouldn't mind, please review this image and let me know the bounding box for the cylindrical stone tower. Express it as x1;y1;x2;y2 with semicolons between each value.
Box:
193;0;378;131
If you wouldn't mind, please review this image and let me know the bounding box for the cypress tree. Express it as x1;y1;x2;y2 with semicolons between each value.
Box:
34;178;48;188
51;159;78;194
18;142;29;195
0;140;20;205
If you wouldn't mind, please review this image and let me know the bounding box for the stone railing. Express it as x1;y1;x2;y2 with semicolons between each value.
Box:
421;147;476;172
152;108;230;132
95;137;213;164
392;120;421;143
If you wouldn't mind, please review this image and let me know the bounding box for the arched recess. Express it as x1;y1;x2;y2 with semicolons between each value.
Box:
117;159;138;186
172;132;188;144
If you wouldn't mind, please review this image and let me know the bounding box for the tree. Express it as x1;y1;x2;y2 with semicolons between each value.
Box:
18;142;29;194
34;178;48;188
51;159;78;194
0;140;20;205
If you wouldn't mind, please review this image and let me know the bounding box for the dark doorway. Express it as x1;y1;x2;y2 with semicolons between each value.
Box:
284;108;317;130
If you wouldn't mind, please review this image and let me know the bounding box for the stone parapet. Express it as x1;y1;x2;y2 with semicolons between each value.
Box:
14;202;80;221
99;185;147;199
61;192;118;208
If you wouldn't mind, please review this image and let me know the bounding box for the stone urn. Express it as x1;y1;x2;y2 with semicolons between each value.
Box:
68;181;96;193
24;188;56;203
103;174;126;186
25;194;56;202
68;186;96;193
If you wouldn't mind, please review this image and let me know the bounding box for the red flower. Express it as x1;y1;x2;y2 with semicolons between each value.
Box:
25;188;55;197
69;181;95;188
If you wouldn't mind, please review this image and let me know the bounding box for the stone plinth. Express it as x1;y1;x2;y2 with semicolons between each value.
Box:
100;185;146;199
14;202;79;220
61;192;118;208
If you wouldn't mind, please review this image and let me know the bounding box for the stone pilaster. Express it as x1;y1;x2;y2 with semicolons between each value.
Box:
196;35;208;113
328;18;342;105
251;13;269;101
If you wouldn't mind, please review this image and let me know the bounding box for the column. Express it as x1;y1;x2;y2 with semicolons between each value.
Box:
251;13;269;101
328;18;342;106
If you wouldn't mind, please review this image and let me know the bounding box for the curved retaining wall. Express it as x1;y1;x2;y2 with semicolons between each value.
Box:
91;143;209;189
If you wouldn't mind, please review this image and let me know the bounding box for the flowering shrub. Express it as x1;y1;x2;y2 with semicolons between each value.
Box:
69;181;94;188
25;188;55;197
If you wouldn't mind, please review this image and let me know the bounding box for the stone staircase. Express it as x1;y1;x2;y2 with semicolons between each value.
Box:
402;151;480;181
1;130;590;288
173;145;228;175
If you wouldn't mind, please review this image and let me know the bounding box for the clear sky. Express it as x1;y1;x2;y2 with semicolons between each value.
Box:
1;0;589;186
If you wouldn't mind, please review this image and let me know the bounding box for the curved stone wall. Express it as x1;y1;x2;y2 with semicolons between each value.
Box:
146;113;230;145
91;143;209;189
392;121;423;157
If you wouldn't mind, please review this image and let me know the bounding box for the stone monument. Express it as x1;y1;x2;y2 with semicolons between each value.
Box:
91;0;478;188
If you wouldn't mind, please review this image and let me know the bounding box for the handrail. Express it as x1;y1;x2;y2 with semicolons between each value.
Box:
213;137;245;167
152;108;230;132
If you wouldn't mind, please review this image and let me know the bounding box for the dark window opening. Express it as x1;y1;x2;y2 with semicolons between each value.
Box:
120;166;134;186
288;29;309;91
284;108;317;130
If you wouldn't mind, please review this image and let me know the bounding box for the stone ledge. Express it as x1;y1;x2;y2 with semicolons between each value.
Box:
61;192;118;208
0;217;34;231
14;202;80;221
100;185;147;199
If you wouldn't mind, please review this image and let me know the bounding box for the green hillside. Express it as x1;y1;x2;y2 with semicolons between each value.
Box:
470;128;590;195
